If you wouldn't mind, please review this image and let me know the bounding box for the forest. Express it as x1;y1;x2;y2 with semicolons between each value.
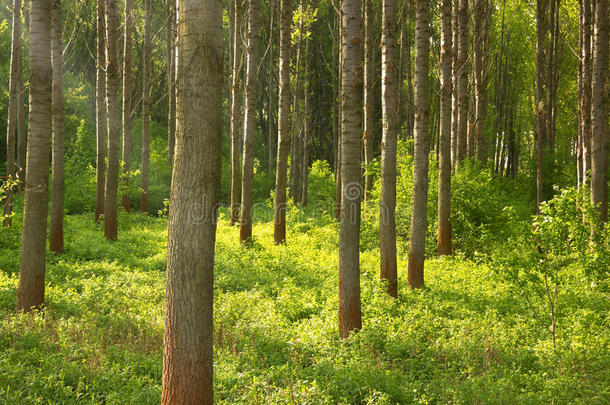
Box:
0;0;609;402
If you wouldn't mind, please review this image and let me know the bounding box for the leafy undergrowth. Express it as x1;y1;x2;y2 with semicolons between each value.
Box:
0;210;608;404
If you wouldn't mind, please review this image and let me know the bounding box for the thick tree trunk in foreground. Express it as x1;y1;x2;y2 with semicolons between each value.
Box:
438;0;452;256
166;0;176;165
590;0;609;222
456;0;468;165
239;0;259;243
95;0;106;223
230;0;242;226
339;0;363;338
380;0;399;297
161;0;223;402
140;0;151;213
104;0;121;240
49;0;65;253
17;0;52;311
121;0;133;212
274;0;291;244
407;0;430;289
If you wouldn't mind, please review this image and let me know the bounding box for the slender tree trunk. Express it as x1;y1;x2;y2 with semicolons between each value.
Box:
161;0;223;402
301;38;309;207
335;2;343;222
49;0;64;253
95;0;106;223
590;0;609;222
407;0;430;289
438;0;452;256
363;0;374;204
239;0;259;242
332;7;339;176
121;0;133;212
230;0;242;226
456;0;468;165
104;0;121;240
473;0;489;162
581;0;592;184
535;0;547;212
450;0;458;170
274;0;292;244
17;0;52;311
290;5;304;204
268;0;277;174
140;0;151;214
380;0;399;297
338;0;363;338
3;0;22;224
16;33;26;188
167;0;176;165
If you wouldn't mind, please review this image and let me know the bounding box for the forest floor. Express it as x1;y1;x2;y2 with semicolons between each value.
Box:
0;207;608;404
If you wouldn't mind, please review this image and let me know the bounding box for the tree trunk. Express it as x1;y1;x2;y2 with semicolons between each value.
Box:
121;0;133;212
407;0;430;289
581;0;592;184
3;0;22;224
473;0;489;162
239;0;259;243
456;0;468;165
438;0;452;256
274;0;292;244
95;0;106;223
535;0;547;212
230;0;242;226
590;0;609;222
338;0;363;338
140;0;151;214
104;0;121;240
380;0;399;297
49;0;64;253
161;0;223;402
363;0;374;204
301;38;310;207
268;0;277;174
16;28;26;189
450;0;458;170
17;0;52;311
167;0;176;165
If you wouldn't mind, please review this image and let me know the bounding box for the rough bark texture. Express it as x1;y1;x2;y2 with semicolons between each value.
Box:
140;0;151;214
121;0;133;212
17;0;52;312
167;0;176;165
438;0;452;256
95;0;106;223
239;0;259;243
450;0;458;170
104;0;121;240
274;0;291;244
230;0;241;226
161;1;223;402
455;0;468;165
49;0;65;253
407;0;430;289
535;0;546;212
590;0;609;222
580;0;592;185
338;0;363;338
363;0;374;204
380;0;399;297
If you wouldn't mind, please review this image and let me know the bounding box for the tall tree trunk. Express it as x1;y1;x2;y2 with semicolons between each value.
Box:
590;0;609;222
581;0;592;184
274;0;292;243
121;0;133;212
268;0;277;174
161;0;223;402
456;0;468;165
535;0;547;212
335;2;343;222
140;0;151;214
380;0;399;297
17;0;52;311
49;0;64;253
438;0;452;256
230;0;242;226
3;0;22;224
104;0;121;240
239;0;259;242
16;29;26;189
450;0;458;170
301;38;310;207
338;0;363;338
290;4;304;204
407;0;430;289
95;0;106;223
363;0;374;204
167;0;176;165
473;0;489;162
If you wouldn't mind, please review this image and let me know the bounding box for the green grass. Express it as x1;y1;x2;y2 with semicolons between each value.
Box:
0;208;608;404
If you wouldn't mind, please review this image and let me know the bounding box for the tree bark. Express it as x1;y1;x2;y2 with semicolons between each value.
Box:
16;24;26;189
301;38;310;207
140;0;151;214
363;0;374;204
338;0;363;338
473;0;489;162
590;0;609;222
438;0;452;256
121;0;133;212
380;0;399;297
49;0;65;253
581;0;592;184
17;0;52;311
239;0;259;243
167;0;176;166
456;0;468;165
450;0;458;170
104;0;121;240
95;0;106;223
230;0;242;226
535;0;547;212
407;0;430;289
161;0;223;402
